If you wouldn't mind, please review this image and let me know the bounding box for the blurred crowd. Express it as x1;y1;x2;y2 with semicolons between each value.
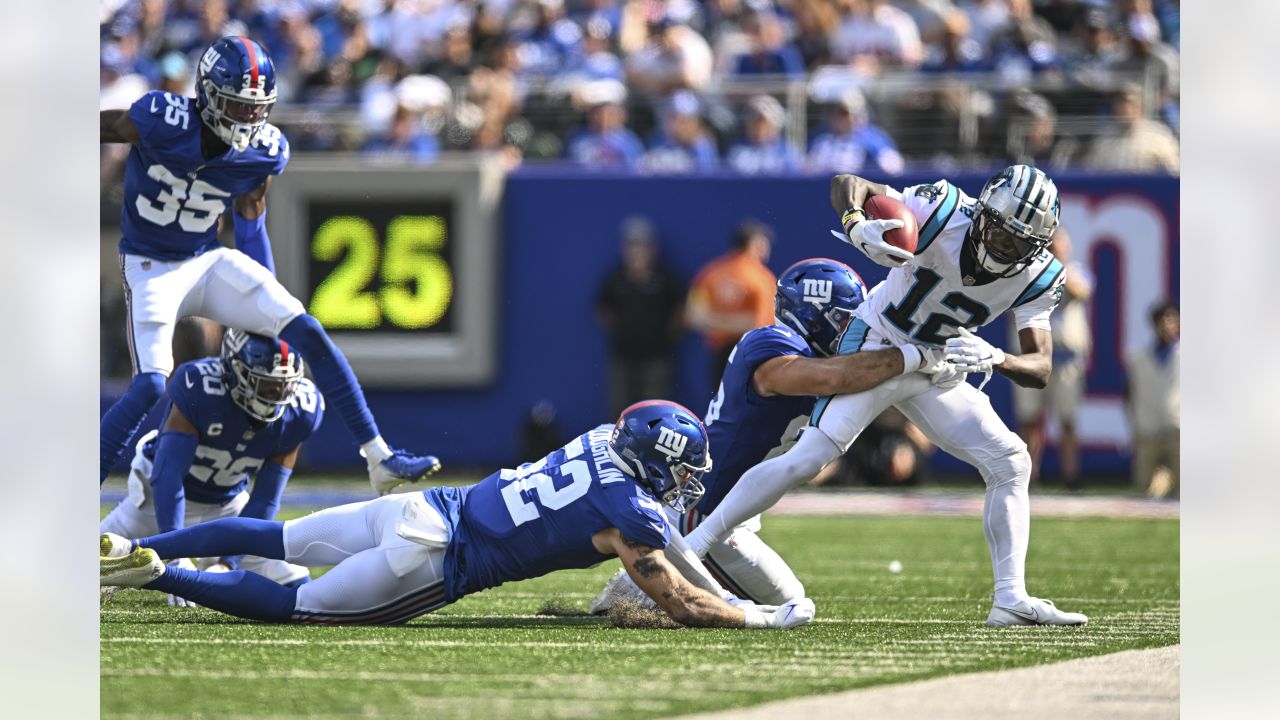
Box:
100;0;1180;173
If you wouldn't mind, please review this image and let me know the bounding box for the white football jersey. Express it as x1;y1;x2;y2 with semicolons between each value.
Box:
852;179;1066;349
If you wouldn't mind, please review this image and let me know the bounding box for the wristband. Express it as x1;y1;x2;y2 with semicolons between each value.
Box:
898;345;923;375
742;606;770;629
841;207;866;231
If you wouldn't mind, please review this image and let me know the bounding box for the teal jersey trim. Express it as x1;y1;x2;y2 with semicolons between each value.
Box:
916;182;959;254
1012;257;1064;308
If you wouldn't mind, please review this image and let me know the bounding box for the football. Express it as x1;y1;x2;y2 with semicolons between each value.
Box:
864;195;920;254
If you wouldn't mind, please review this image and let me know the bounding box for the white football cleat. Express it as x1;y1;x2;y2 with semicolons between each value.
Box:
987;597;1088;627
100;532;132;558
589;569;657;615
101;548;165;588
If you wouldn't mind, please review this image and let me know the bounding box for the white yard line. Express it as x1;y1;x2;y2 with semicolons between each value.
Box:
672;644;1179;720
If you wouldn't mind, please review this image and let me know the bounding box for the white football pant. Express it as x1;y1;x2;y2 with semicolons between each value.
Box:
100;442;310;586
673;507;804;605
119;248;305;376
282;492;452;624
809;334;1032;606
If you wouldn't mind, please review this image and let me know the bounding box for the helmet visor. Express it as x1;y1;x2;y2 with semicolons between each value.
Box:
980;210;1042;264
222;96;272;124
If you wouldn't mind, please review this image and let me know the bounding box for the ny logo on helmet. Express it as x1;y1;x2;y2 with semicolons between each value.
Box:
200;47;221;75
655;427;688;459
801;278;833;304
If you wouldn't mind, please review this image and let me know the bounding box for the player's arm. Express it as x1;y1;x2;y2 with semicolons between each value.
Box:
994;327;1053;389
754;346;928;398
100;109;141;144
149;405;201;534
233;176;276;274
830;174;911;268
594;529;814;629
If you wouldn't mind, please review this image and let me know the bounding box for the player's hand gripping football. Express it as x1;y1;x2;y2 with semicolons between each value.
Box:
834;208;913;268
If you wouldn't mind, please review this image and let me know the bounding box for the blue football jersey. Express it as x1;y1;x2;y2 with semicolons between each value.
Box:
143;358;324;505
423;425;672;602
695;325;815;517
121;90;290;261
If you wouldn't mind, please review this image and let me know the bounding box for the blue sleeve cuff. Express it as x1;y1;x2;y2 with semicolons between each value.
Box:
234;209;275;275
150;431;200;534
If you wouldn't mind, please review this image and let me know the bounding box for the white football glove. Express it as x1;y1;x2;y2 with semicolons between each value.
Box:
831;213;913;268
167;557;198;608
720;590;779;613
944;327;1005;374
768;598;816;629
743;597;816;629
913;346;969;389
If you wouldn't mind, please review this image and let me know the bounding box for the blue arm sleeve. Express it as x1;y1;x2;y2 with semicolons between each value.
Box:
234;209;275;275
150;431;200;534
221;461;293;571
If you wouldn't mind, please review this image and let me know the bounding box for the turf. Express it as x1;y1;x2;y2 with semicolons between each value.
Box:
100;513;1178;719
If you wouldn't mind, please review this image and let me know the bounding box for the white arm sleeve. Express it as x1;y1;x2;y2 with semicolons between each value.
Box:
685;429;843;557
1011;271;1066;332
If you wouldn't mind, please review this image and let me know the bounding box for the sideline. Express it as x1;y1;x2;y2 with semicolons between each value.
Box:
673;645;1179;720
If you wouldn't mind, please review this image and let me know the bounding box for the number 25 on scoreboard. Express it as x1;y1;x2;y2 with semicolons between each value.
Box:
309;214;454;330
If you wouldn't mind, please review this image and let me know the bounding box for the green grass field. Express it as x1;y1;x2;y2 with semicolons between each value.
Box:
101;512;1178;719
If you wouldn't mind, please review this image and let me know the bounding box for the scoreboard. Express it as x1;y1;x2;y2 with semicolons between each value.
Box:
266;158;502;386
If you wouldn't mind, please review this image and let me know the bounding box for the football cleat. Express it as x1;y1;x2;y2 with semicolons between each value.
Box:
986;597;1088;627
100;532;132;558
101;548;165;588
369;451;443;495
589;569;656;616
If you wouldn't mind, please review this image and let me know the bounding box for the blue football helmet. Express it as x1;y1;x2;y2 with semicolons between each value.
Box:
222;329;304;424
609;400;712;513
775;258;867;356
196;36;278;152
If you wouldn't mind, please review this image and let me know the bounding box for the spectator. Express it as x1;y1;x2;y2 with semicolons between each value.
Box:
1125;302;1179;498
626;14;714;93
562;17;625;83
731;9;807;78
988;0;1062;86
726;94;803;175
1083;84;1179;174
595;218;687;415
1012;227;1092;490
921;10;991;74
957;0;1011;49
564;80;645;169
832;0;925;72
641;91;720;173
363;104;441;162
1061;7;1121;95
896;0;957;45
422;20;481;84
807;89;905;175
1109;11;1179;111
686;219;778;385
1002;91;1076;168
514;0;585;80
790;0;841;69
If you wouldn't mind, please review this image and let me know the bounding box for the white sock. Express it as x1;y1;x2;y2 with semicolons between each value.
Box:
360;437;392;468
689;429;841;556
981;450;1033;607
